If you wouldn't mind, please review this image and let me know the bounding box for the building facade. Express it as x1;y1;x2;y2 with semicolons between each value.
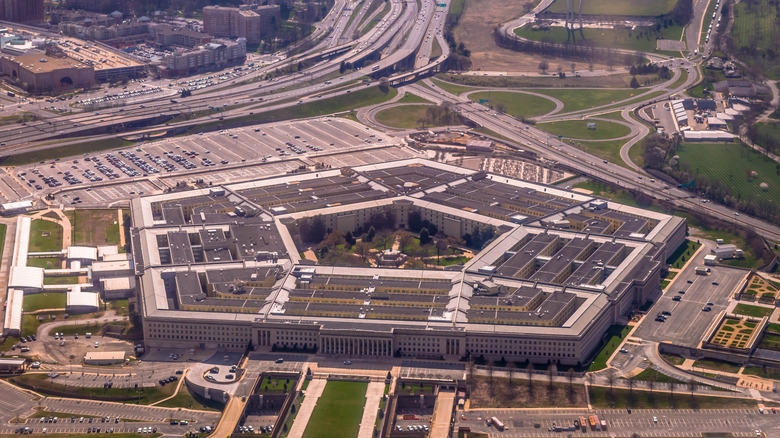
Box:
0;0;43;24
203;5;280;44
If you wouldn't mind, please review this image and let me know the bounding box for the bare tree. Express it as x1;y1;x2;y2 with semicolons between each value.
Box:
526;362;535;395
688;379;697;399
538;60;550;74
570;62;577;73
627;375;636;401
567;368;575;394
605;369;616;395
508;366;516;398
488;365;495;397
548;362;556;390
397;231;413;253
646;372;656;395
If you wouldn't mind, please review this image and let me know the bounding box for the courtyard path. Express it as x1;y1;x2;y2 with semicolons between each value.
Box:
287;378;327;438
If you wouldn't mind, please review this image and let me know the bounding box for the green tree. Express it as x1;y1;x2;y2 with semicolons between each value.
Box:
630;76;641;89
419;227;431;245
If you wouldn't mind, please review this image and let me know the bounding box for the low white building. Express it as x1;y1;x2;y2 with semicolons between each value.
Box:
100;276;136;299
8;266;44;292
0;200;32;216
711;244;742;260
66;286;99;314
67;246;98;264
2;289;24;336
84;351;125;365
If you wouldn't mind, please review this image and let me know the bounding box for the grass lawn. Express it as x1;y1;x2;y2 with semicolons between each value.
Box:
397;93;432;104
758;333;780;351
530;88;647;113
545;0;677;16
23;292;66;312
588;386;757;409
732;0;780;78
302;381;367;438
515;23;684;53
741;365;780;380
374;105;440;129
0;224;6;270
675;142;780;207
661;353;685;366
66;209;121;246
467;91;557;118
430;78;476;95
9;373;177;405
47;321;119;337
733;303;774;319
588;324;631;371
27;256;62;269
29;220;63;252
683;219;760;270
0;138;133;167
184;86;397;135
537;120;631;140
568;139;629;168
154;384;224;411
572;180;656;210
692;358;742;374
44;275;81;286
632;368;686;384
666;239;701;269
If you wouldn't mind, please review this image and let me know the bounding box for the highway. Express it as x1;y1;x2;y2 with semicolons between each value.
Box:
0;0;776;245
406;80;780;242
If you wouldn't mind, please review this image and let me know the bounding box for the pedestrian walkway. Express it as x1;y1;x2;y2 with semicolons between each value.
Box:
357;381;385;438
287;378;327;438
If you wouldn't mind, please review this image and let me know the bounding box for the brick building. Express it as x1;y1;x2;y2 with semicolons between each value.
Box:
203;5;280;44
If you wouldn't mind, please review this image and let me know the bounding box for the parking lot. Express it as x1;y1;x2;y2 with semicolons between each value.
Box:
456;408;774;437
633;251;748;347
4;118;401;206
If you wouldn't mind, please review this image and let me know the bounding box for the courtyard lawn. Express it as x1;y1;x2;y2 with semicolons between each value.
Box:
301;381;367;438
529;88;647;113
29;220;63;252
675;142;780;208
733;303;774;319
27;257;62;269
467;91;557;119
66;209;121;246
537;120;631;140
23;292;66;312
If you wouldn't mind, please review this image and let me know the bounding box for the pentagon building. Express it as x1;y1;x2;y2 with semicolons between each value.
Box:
130;158;685;365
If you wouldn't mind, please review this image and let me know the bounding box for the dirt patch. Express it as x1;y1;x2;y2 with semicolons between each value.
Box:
453;0;609;72
469;375;587;408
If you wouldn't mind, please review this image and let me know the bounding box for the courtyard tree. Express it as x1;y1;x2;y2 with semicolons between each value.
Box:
419;227;431;245
538;60;549;74
397;231;414;253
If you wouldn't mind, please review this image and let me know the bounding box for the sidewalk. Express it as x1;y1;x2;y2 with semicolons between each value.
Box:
356;381;385;438
287;378;327;438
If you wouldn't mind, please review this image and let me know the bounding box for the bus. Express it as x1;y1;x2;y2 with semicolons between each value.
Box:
593;415;601;431
601;419;607;431
489;417;504;431
588;416;596;429
579;417;588;432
